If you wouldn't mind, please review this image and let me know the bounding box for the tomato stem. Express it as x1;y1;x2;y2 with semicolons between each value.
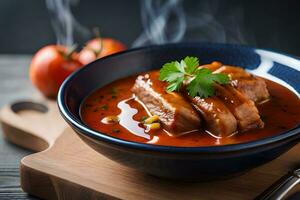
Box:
93;27;101;38
92;27;103;56
58;45;77;61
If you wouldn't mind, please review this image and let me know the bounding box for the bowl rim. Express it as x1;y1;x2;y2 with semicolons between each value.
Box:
58;42;300;153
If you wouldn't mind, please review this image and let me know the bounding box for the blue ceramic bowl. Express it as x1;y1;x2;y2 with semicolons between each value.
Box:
58;43;300;180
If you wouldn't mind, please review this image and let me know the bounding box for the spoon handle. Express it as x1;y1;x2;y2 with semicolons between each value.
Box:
255;169;300;200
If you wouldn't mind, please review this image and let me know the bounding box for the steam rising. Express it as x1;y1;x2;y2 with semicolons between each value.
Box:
133;0;253;47
46;0;90;47
133;0;186;47
46;0;253;48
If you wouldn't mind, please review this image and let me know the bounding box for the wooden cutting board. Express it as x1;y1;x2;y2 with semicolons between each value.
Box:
1;98;300;200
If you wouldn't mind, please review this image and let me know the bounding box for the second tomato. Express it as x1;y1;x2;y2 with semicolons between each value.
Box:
79;38;126;65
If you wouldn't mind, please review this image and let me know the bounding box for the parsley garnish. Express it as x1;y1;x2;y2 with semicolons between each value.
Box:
112;129;120;133
159;56;229;98
140;116;148;122
109;87;118;95
100;105;108;110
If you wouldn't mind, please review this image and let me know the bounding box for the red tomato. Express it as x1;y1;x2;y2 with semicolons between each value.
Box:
29;45;83;98
79;37;126;65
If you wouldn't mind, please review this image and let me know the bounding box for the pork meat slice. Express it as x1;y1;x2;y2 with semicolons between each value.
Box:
132;71;201;136
214;84;264;131
214;66;270;103
190;96;237;137
200;61;223;71
202;63;270;103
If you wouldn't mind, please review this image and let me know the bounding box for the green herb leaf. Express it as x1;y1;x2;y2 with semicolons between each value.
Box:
159;61;183;82
166;76;184;92
109;87;118;95
140;116;148;121
112;129;120;133
184;56;199;74
159;56;230;98
100;105;108;110
187;69;216;98
211;73;230;84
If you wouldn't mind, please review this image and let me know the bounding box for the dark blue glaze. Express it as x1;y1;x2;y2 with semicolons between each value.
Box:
58;43;300;180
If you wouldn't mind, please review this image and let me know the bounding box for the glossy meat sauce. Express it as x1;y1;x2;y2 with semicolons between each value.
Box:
80;74;300;147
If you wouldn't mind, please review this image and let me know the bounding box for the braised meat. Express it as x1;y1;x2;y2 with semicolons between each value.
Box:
202;63;270;103
214;84;264;132
191;96;237;137
133;62;267;137
132;71;201;136
214;66;270;103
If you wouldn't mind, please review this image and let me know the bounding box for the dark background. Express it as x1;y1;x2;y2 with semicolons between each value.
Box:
0;0;299;55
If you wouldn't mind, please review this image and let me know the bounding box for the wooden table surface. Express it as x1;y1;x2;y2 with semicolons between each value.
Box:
0;55;300;200
0;55;38;200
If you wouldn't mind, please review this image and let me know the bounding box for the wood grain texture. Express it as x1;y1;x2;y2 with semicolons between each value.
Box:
17;127;300;200
0;99;67;151
0;55;41;200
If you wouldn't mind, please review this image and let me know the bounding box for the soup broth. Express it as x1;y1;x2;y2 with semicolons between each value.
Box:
80;73;300;147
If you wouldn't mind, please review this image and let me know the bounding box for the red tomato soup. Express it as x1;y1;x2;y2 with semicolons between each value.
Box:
80;73;300;147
